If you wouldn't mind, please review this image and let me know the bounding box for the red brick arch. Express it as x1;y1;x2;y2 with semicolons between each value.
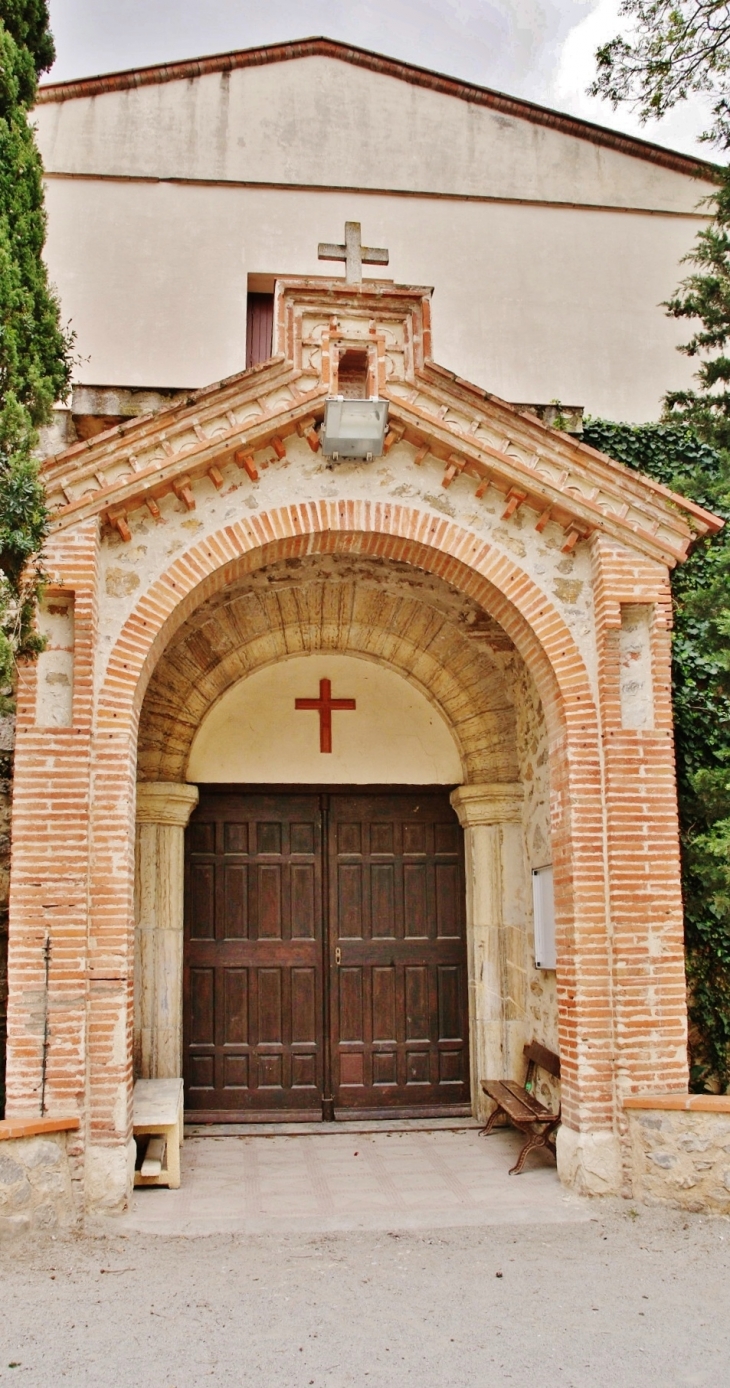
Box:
98;499;598;744
87;499;609;1149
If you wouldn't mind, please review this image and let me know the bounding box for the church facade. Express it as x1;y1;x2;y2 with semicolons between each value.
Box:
0;41;725;1219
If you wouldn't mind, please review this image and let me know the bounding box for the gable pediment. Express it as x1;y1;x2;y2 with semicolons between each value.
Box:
43;277;721;566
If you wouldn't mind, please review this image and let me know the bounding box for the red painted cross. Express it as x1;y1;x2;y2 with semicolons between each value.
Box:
295;677;356;753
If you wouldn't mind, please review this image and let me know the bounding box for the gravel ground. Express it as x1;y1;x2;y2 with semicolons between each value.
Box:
1;1203;729;1387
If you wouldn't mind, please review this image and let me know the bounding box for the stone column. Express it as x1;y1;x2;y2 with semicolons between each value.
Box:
450;784;526;1122
134;783;199;1080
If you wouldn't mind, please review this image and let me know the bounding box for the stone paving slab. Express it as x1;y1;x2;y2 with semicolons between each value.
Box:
110;1125;589;1235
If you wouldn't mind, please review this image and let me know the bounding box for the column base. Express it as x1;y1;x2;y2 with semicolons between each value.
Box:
557;1126;621;1196
85;1139;136;1213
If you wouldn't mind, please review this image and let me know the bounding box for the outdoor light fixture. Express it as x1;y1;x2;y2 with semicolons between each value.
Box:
321;397;389;461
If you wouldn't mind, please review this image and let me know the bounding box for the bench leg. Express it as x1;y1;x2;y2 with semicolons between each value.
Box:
509;1121;559;1175
165;1125;181;1189
479;1106;505;1138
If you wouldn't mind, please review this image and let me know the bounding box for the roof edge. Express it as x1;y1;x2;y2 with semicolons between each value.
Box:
37;35;718;183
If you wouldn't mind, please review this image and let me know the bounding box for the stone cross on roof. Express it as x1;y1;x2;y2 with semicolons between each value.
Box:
318;221;389;284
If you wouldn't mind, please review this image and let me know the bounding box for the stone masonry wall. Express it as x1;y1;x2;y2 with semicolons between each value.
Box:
628;1108;730;1214
509;657;559;1106
0;1131;78;1236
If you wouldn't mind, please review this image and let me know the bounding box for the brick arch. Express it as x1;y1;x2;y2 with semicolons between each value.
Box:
98;500;598;745
136;554;523;785
91;501;605;1136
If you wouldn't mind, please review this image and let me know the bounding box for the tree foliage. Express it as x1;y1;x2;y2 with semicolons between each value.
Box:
0;1;72;693
663;168;730;447
589;0;730;148
583;419;730;1090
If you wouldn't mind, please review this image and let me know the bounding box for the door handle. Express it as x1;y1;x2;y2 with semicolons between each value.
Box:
335;947;341;965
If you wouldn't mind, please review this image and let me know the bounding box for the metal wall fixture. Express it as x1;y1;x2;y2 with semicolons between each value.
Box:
320;397;389;461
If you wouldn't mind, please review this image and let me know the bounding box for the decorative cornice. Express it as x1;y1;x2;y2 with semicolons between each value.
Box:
41;276;723;566
37;36;717;184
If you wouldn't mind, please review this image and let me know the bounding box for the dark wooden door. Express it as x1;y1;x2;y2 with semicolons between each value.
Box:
184;793;323;1119
329;793;470;1116
183;788;469;1120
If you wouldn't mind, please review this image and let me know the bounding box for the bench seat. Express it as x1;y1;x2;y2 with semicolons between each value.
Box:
133;1078;184;1190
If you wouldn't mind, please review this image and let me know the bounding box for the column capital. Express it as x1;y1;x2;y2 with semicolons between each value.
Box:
136;782;199;828
450;782;523;828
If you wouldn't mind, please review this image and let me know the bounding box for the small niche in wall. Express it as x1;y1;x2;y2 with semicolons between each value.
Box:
35;590;75;728
619;603;654;730
532;864;556;970
336;347;370;398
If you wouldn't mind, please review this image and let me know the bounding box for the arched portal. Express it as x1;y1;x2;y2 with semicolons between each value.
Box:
134;551;554;1125
12;496;681;1213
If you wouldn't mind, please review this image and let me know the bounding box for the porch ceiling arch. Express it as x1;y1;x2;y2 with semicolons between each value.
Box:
97;501;598;755
136;554;521;784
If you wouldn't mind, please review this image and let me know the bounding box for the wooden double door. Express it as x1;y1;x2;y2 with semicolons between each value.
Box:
183;788;470;1121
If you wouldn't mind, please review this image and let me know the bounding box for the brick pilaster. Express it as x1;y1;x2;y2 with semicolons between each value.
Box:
5;520;99;1154
591;535;688;1141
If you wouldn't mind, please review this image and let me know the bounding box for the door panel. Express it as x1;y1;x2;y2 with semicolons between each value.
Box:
328;793;470;1113
184;793;323;1116
183;788;469;1119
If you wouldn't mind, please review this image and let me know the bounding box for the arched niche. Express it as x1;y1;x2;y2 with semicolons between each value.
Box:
187;651;463;784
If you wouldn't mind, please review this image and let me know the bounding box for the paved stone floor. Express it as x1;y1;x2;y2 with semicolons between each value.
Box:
115;1122;589;1235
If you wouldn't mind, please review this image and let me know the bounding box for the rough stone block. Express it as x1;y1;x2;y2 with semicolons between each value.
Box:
629;1110;730;1213
0;1131;76;1231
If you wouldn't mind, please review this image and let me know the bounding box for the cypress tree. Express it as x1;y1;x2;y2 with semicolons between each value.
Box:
0;1;72;693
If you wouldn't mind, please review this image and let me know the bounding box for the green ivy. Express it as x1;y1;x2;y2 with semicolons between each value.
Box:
583;418;730;1091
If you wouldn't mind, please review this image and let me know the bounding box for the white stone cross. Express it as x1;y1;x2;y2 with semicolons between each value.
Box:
318;221;389;284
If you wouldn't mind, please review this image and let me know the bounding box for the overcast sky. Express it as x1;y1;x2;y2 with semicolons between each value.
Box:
46;0;713;158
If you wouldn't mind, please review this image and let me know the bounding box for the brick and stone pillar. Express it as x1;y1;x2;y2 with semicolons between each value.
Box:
134;783;199;1081
450;784;527;1122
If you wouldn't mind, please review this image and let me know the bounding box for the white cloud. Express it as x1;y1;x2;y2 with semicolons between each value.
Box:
552;0;717;157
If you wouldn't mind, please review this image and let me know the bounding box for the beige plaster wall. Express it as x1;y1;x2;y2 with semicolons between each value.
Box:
187;651;463;784
35;57;705;211
41;176;702;419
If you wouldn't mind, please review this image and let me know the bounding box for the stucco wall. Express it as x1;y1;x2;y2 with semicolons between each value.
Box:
187;651;463;784
34;52;713;420
35;56;705;210
40;179;703;421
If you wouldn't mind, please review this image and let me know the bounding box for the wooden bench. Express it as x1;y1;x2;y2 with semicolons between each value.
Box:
481;1041;561;1174
133;1078;184;1189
